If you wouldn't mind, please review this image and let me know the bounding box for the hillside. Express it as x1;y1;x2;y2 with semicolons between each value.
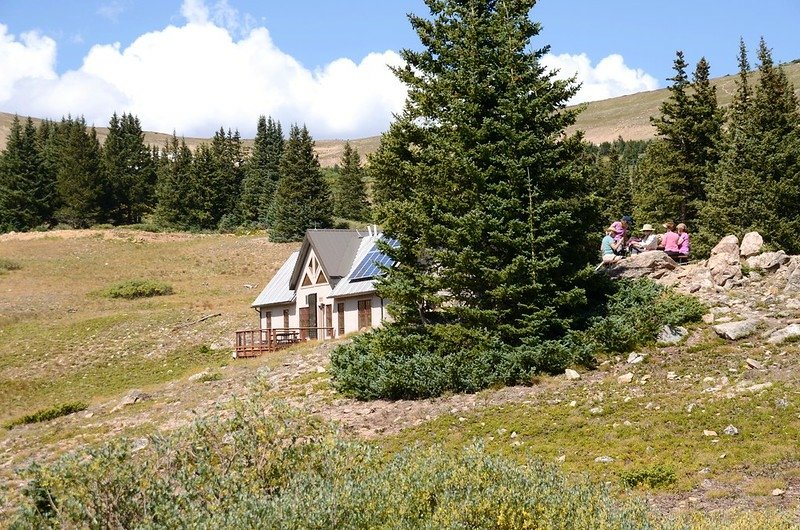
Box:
2;62;798;166
1;229;800;525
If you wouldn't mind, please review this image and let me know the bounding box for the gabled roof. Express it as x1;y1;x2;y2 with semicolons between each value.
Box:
288;229;364;290
251;251;299;307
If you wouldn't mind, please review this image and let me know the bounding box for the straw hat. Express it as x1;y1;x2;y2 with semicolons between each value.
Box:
641;224;654;231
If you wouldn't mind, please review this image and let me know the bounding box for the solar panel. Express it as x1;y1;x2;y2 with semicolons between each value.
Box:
351;243;396;281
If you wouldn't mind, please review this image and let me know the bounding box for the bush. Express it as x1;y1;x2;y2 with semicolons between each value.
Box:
5;402;88;430
0;258;21;274
620;464;677;489
100;279;174;300
13;401;664;529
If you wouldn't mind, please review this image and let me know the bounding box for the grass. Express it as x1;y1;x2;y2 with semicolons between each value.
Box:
0;258;21;273
4;402;88;429
99;279;174;299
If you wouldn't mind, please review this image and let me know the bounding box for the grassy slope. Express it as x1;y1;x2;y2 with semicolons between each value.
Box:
2;62;798;165
0;230;294;423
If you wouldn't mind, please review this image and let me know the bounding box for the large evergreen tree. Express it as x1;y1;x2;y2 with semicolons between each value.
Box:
367;0;598;348
699;38;800;253
154;134;196;229
0;116;54;231
333;141;370;221
269;124;333;242
54;117;105;228
103;113;157;224
632;51;722;227
239;116;283;227
209;127;245;228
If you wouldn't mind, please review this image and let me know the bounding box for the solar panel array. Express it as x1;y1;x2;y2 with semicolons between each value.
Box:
350;240;397;281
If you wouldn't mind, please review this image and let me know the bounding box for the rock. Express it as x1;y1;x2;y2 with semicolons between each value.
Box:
315;366;327;373
772;488;786;496
657;325;688;344
707;235;742;286
712;319;761;340
115;389;150;410
556;455;566;463
745;382;773;393
564;369;581;380
723;424;739;435
702;313;715;324
667;372;677;380
703;430;718;437
606;251;678;280
747;251;790;273
594;456;614;463
188;371;210;382
785;257;800;292
617;372;634;384
740;232;764;258
590;406;604;415
745;358;764;370
131;437;149;452
627;352;645;364
766;323;800;344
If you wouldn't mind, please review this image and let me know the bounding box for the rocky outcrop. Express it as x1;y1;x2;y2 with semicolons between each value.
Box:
706;235;742;287
606;251;678;279
712;319;761;341
740;232;764;258
746;251;790;272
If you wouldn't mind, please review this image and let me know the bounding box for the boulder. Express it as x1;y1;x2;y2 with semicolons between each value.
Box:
740;232;764;258
746;251;790;272
657;325;688;344
712;319;761;340
606;251;678;280
707;235;742;286
785;257;800;292
766;323;800;344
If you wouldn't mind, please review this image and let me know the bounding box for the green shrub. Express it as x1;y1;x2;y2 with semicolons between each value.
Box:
5;402;88;429
0;258;21;274
100;279;174;299
620;464;677;489
13;401;666;529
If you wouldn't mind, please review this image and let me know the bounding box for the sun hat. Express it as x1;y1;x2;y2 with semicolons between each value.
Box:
641;224;654;231
622;215;633;224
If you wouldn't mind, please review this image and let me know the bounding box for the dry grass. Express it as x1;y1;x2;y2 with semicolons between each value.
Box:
0;229;296;423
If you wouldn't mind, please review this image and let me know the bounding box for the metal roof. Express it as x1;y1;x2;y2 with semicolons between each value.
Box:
251;251;299;307
330;233;388;298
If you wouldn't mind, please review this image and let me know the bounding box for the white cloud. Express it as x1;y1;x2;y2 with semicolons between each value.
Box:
0;1;407;139
0;4;658;140
97;1;128;23
542;52;659;104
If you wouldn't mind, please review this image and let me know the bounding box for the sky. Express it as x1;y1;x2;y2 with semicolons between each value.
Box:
1;0;798;140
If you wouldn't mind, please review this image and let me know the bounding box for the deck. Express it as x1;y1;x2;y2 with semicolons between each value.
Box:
233;327;334;358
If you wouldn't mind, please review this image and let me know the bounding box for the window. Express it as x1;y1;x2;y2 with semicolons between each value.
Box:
264;310;272;329
283;309;289;329
337;302;345;335
307;293;318;339
357;299;372;329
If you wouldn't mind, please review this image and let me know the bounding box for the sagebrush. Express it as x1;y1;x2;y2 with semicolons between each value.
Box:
100;279;173;299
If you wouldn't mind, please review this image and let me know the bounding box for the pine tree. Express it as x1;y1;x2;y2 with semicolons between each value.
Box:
699;38;800;253
239;116;283;227
333;141;370;221
209;128;245;228
269;124;333;242
372;0;599;348
54;117;105;228
154;134;196;229
0;116;54;231
103;113;157;224
634;51;722;227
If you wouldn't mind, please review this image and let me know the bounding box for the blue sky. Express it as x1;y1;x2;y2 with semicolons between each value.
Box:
1;0;798;139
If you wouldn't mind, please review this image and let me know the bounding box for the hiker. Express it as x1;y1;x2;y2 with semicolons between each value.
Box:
660;221;682;259
609;215;633;255
675;223;690;262
600;225;624;263
629;224;658;254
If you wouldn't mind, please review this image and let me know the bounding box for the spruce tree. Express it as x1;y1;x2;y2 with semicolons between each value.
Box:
154;134;195;229
333;141;370;221
372;0;598;348
103;113;157;224
239;116;283;227
54;117;105;228
209;127;245;228
269;124;333;242
0;116;54;231
699;38;800;253
633;51;722;227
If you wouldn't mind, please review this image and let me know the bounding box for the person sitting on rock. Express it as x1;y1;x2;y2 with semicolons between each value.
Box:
629;224;658;254
675;223;690;263
600;225;624;263
659;221;682;259
609;215;633;255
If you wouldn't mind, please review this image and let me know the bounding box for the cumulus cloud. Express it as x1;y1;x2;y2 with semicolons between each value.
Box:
542;52;659;104
0;1;406;139
0;2;658;139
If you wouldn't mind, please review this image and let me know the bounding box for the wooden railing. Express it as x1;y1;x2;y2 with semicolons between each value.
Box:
234;327;334;358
